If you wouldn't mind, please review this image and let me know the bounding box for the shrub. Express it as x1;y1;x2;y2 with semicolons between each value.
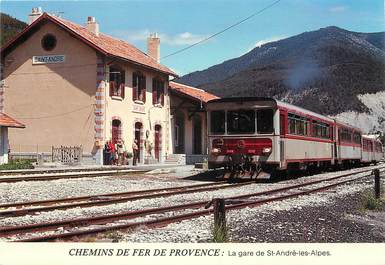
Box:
361;191;385;211
0;159;34;170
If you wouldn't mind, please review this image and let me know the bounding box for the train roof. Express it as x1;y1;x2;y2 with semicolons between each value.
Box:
208;97;334;123
207;97;366;131
363;134;381;140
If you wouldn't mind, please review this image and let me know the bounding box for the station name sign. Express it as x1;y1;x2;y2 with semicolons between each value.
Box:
32;55;65;65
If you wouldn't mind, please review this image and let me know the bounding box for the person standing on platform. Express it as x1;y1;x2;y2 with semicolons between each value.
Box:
132;139;139;166
103;141;111;165
109;140;116;165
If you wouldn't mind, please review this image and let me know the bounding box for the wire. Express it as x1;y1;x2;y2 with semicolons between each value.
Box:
161;0;283;60
13;104;93;120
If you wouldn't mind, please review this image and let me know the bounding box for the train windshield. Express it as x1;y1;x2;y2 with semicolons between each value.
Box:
210;110;225;134
257;109;274;134
227;110;255;134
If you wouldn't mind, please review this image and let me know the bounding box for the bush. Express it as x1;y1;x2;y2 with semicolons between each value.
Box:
0;159;35;170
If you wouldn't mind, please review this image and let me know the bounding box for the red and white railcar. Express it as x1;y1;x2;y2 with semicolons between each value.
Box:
335;122;362;166
362;135;375;164
207;97;382;178
207;97;336;176
362;135;384;164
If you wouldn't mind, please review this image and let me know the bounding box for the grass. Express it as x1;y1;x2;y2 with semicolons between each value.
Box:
360;189;385;212
104;231;124;242
211;222;228;243
0;159;35;170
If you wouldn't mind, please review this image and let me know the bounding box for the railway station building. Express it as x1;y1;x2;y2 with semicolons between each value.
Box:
0;8;218;165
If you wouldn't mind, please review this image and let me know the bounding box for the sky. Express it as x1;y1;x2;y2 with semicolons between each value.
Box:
1;0;384;76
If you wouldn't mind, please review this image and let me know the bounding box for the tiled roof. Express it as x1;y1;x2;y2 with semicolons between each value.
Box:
169;81;219;103
1;13;177;77
0;113;25;128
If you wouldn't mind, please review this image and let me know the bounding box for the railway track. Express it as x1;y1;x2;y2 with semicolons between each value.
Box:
1;166;382;242
0;180;253;217
0;169;148;183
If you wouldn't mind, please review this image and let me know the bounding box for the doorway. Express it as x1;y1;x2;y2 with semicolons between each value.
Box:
154;125;161;161
134;122;142;163
193;114;202;154
112;119;121;144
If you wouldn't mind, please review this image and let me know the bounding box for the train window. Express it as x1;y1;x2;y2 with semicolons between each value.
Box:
227;110;255;134
339;128;352;142
257;109;274;134
288;113;308;136
312;121;330;139
353;132;361;144
210;111;225;134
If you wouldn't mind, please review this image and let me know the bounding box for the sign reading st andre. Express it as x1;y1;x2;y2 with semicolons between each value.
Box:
32;55;65;64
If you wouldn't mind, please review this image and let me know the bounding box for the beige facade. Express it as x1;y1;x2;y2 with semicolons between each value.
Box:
2;15;173;164
104;63;172;163
3;22;97;155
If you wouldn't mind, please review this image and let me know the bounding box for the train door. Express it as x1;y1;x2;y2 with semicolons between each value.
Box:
279;110;286;169
335;126;340;164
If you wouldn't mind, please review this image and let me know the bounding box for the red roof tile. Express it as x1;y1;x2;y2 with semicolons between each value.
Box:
1;13;177;77
0;113;25;128
169;81;219;103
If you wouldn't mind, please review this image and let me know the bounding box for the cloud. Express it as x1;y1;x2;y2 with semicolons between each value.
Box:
329;6;347;12
112;29;208;46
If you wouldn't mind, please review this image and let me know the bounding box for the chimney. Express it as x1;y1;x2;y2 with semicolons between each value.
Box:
147;33;160;63
86;16;99;36
28;7;43;25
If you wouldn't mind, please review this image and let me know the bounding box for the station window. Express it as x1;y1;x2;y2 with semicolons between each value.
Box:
227;110;255;134
257;109;274;134
152;78;165;106
133;72;146;102
109;66;125;98
41;34;57;51
288;113;308;136
210;111;225;134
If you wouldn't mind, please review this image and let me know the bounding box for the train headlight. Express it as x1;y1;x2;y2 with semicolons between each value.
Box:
211;148;221;155
262;147;272;154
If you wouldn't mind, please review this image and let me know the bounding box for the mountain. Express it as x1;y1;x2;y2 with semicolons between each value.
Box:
177;26;385;116
1;13;27;46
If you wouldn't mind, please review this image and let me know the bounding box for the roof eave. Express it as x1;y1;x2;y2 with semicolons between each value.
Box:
108;54;178;78
169;88;208;104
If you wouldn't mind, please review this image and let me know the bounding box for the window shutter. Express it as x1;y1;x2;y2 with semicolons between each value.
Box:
132;74;137;100
120;84;125;99
152;80;157;105
161;86;164;106
109;81;114;97
142;76;146;103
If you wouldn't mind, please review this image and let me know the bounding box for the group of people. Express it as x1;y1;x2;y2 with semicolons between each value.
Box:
103;139;139;166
